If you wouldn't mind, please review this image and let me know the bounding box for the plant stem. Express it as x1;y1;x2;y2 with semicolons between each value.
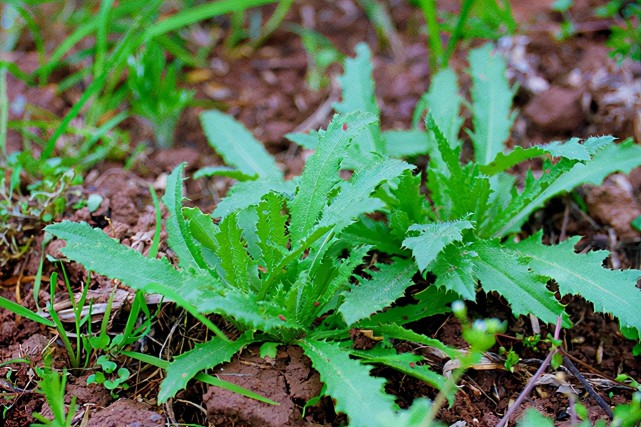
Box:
562;353;613;419
249;0;294;49
0;67;7;160
496;316;563;427
421;364;465;426
417;0;443;72
441;0;475;67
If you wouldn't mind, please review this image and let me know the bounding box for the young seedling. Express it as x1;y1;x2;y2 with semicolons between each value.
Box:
46;111;455;425
41;42;641;425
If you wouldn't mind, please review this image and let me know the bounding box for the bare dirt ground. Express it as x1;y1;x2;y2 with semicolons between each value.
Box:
2;0;641;425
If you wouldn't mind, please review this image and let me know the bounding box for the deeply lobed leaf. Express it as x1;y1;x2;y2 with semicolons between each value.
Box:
288;111;376;242
508;231;641;333
471;240;568;326
488;139;641;238
163;163;209;271
339;259;415;326
159;337;251;403
334;42;385;163
298;339;398;427
403;220;473;272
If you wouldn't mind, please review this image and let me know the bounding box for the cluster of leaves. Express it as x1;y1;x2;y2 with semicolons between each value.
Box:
0;0;286;271
2;0;284;154
43;42;641;424
595;0;641;62
47;118;452;425
553;0;641;61
410;0;516;71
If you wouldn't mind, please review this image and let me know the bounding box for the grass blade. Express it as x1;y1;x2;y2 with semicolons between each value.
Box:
122;351;278;405
145;0;279;39
0;296;54;327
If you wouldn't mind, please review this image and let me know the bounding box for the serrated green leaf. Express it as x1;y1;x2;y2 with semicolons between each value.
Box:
211;212;257;292
45;221;222;320
340;259;415;325
582;135;616;154
419;67;463;147
285;131;319;150
392;399;436;427
351;347;445;390
334;43;385;160
468;43;516;165
508;231;641;333
298;339;397;427
376;170;433;237
159;337;250;403
365;324;455;357
193;166;257;181
323;244;371;293
163;163;208;270
426;115;493;221
368;284;457;325
200;110;283;181
320;158;413;232
431;243;477;300
541;139;592;160
471;240;568;326
382;130;428;157
491;139;641;237
342;217;403;255
403;220;473;272
183;206;219;268
479;138;593;175
289;112;377;242
255;193;289;275
213;179;294;218
517;408;554;427
123;350;278;405
196;291;295;333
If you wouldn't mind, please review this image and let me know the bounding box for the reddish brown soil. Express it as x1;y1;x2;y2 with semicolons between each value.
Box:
2;1;641;426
